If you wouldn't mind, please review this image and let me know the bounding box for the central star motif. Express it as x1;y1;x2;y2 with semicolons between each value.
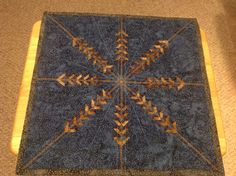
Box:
116;76;126;87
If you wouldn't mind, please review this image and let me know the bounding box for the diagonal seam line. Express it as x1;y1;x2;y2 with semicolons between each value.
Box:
124;27;148;76
176;131;219;172
110;74;217;171
92;17;114;60
124;91;151;147
89;88;118;146
24;86;118;170
47;15;116;79
126;21;193;79
34;61;111;81
48;15;75;39
168;21;193;42
21;131;66;171
87;88;119;167
76;63;111;80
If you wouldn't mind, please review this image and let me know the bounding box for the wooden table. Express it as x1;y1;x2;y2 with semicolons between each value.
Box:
10;21;227;156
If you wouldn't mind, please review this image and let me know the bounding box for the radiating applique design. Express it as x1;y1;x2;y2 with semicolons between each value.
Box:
20;15;220;174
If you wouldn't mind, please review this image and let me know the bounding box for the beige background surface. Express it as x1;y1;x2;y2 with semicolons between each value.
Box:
0;0;235;175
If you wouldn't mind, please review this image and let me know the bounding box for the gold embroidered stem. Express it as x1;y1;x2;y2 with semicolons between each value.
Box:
48;15;114;76
21;131;66;170
36;76;115;85
184;83;204;86
38;78;114;84
114;99;129;170
48;15;75;39
126;40;169;78
114;82;129;169
176;132;219;172
131;77;185;90
168;21;192;42
120;17;125;77
121;60;123;78
113;16;130;170
98;80;115;83
120;145;123;170
72;37;114;74
36;77;56;81
126;86;177;134
126;22;192;78
108;85;119;95
120;17;123;77
65;87;117;133
127;77;204;90
116;16;128;72
127;81;203;86
56;73;102;87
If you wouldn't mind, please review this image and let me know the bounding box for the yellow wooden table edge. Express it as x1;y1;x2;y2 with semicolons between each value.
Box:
11;21;41;155
200;29;227;155
10;21;227;156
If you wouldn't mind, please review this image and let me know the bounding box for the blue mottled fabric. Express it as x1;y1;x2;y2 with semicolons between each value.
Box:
16;12;224;175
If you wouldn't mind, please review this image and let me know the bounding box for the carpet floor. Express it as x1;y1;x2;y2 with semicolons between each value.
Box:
0;0;235;175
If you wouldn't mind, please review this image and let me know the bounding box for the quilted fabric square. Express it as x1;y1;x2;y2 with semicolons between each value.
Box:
16;12;224;175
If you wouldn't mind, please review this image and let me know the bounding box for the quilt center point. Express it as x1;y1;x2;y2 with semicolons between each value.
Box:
116;75;127;87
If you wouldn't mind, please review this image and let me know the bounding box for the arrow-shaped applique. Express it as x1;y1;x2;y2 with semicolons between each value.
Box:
116;43;128;49
153;111;164;121
72;36;114;74
114;112;128;120
115;30;128;37
85;104;95;115
165;122;177;134
114;128;128;136
90;99;101;110
114;136;130;146
147;106;158;115
115;104;128;112
130;91;141;100
57;73;100;86
114;120;129;127
137;95;147;105
56;73;67;86
168;78;175;88
176;77;185;90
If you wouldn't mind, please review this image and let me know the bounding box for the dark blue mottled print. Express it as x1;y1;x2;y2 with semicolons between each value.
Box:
17;13;223;175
